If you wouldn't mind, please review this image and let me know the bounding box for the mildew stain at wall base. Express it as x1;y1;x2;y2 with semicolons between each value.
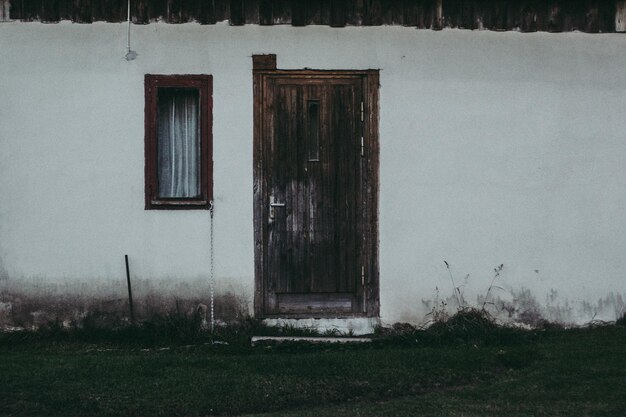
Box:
418;288;625;327
496;288;625;326
0;278;251;330
2;277;624;331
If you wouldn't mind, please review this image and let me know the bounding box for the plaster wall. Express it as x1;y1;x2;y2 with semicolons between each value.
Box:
1;22;625;326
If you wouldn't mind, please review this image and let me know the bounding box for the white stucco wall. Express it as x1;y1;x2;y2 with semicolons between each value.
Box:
1;21;625;325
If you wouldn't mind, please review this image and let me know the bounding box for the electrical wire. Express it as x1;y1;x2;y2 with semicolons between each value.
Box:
127;0;131;51
209;200;215;333
125;0;137;60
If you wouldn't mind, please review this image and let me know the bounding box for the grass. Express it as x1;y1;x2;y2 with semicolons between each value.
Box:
251;326;626;417
0;315;625;416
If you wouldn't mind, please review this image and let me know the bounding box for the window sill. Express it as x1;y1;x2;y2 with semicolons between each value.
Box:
146;199;211;210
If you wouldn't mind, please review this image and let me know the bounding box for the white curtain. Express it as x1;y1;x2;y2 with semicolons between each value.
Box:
157;88;200;198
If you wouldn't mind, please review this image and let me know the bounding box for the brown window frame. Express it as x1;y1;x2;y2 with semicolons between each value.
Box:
144;74;213;210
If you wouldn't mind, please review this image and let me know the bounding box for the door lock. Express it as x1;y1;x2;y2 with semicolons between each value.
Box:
269;196;285;219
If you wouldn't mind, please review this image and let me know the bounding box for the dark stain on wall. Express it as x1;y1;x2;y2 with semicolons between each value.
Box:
420;287;625;327
0;281;250;330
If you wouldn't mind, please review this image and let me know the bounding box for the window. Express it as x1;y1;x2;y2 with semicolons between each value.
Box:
144;75;213;209
307;100;320;162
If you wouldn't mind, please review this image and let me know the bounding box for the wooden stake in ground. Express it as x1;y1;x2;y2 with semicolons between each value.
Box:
125;254;135;324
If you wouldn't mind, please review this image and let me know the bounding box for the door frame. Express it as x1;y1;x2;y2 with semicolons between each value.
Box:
252;55;380;318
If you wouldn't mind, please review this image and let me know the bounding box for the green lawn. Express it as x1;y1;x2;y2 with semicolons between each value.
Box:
1;326;625;416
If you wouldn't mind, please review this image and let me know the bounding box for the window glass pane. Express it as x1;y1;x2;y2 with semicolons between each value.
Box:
307;100;320;162
157;88;201;198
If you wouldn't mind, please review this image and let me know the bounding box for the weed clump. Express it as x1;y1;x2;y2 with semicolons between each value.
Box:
398;262;529;346
421;308;532;347
426;308;497;345
375;309;530;348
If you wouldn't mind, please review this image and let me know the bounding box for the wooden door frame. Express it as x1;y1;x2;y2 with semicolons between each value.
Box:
252;55;380;319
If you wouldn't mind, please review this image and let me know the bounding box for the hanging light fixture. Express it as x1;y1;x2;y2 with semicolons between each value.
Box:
125;0;138;61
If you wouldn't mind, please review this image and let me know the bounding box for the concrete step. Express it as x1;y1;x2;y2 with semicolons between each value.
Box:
251;336;372;346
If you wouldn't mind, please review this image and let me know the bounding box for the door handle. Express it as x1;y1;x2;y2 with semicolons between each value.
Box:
269;196;285;219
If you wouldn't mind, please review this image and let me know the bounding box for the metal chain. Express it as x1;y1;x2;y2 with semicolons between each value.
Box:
209;200;215;334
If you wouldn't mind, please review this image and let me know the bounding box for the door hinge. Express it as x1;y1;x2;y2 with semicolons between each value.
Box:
361;265;365;286
360;136;364;157
360;101;364;122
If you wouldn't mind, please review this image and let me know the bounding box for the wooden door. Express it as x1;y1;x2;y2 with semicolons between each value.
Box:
254;67;379;318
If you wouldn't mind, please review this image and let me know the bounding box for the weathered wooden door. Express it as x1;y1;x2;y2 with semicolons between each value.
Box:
254;61;379;318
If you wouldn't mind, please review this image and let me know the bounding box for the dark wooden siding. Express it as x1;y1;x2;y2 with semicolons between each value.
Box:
1;0;9;21
5;0;626;32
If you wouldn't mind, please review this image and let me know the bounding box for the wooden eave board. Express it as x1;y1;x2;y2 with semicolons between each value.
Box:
5;0;625;32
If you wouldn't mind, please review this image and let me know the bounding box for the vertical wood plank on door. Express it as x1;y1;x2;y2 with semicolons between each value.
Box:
284;85;295;293
292;85;306;293
272;85;288;293
318;83;334;292
347;82;359;294
304;87;315;293
327;84;344;293
328;82;359;293
253;68;266;316
365;70;380;317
